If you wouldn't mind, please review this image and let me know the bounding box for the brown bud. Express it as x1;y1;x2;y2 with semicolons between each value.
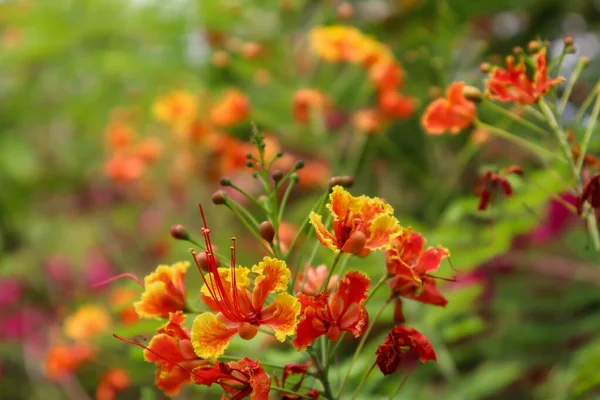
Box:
462;85;483;103
194;251;219;271
212;50;229;68
329;175;354;188
211;190;227;205
272;170;284;183
563;36;574;47
513;46;523;56
336;2;353;20
565;45;577;54
259;221;275;242
170;224;189;240
238;322;259;340
479;62;491;73
527;40;541;53
341;231;367;254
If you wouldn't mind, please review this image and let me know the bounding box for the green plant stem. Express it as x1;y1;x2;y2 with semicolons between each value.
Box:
558;57;586;115
335;297;392;397
349;134;374;179
286;192;329;262
271;386;313;399
574;84;600;125
225;203;272;255
228;181;266;211
308;350;335;400
320;252;343;292
388;374;410;399
277;178;297;223
586;213;600;251
482;100;547;136
351;362;376;399
576;92;600;175
474;120;562;163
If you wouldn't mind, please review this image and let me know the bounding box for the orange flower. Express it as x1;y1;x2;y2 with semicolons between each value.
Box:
352;109;385;134
209;89;250;127
369;62;404;93
44;343;95;381
110;288;140;325
309;186;402;256
421;82;477;135
485;48;564;105
292;88;331;123
375;326;436;375
133;138;163;164
105;117;136;151
104;154;146;183
292;271;370;350
153;90;198;127
296;159;330;188
294;264;338;295
134;261;190;319
190;211;300;361
378;90;415;118
95;368;130;400
191;357;270;399
63;304;111;340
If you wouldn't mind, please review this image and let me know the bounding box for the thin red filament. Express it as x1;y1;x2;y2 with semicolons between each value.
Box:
91;273;144;289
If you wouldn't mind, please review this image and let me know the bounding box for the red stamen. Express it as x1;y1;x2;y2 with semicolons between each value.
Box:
91;273;144;289
425;274;458;283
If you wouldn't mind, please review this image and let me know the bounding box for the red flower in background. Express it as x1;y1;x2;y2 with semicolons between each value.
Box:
421;82;477;135
473;165;524;211
577;174;600;216
292;271;370;350
376;326;436;375
95;368;131;400
191;357;270;400
485;48;564;105
274;362;320;399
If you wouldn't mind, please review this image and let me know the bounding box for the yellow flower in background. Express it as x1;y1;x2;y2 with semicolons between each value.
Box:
152;90;198;127
64;304;112;340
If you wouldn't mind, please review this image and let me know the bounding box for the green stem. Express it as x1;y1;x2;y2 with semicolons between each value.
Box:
574;83;600;125
482;100;548;136
586;213;600;251
351;362;376;399
228;181;267;211
474;119;563;163
270;386;313;399
286;192;329;261
320;252;343;292
225;203;273;255
336;297;392;397
388;374;410;399
277;178;297;223
576;91;600;175
558;57;586;115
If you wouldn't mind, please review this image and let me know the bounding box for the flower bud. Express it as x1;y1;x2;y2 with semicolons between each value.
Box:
294;161;305;170
245;160;254;168
272;170;284;183
336;2;353;20
259;221;275;242
479;62;491;73
238;322;259;340
581;56;590;67
276;151;283;158
170;224;189;240
565;45;577;54
513;46;523;55
341;231;367;254
211;190;227;205
329;175;354;188
462;85;483;103
563;36;574;47
195;251;219;271
212;50;229;68
219;177;232;187
527;40;541;53
291;173;300;183
246;153;253;159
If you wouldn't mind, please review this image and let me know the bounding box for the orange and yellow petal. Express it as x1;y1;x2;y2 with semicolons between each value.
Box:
365;214;402;251
144;262;189;289
134;281;184;319
251;257;290;308
191;313;239;361
353;194;394;223
327;186;354;222
64;304;111;340
200;266;251;300
291;294;328;351
259;292;300;342
309;212;339;252
153;90;198;126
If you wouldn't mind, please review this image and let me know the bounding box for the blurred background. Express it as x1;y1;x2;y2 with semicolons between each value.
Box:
1;0;600;399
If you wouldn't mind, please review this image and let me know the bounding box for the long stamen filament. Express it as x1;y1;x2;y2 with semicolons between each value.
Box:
91;273;144;289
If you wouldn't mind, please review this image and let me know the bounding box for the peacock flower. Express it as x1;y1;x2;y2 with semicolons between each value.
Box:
209;89;250;127
133;262;190;319
369;61;404;93
44;343;96;381
485;48;564;105
153;90;198;127
190;209;300;361
375;326;436;375
421;82;477;135
292;271;370;350
309;186;403;256
63;304;111;340
378;90;416;118
191;357;270;400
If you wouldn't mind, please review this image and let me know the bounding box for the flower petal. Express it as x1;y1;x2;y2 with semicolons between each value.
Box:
365;214;402;251
292;294;328;351
251;257;290;309
327;186;354;222
191;313;239;361
309;212;339;252
259;292;300;342
336;271;371;305
200;266;251;302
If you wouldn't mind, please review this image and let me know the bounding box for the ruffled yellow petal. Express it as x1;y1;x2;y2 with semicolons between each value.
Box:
326;186;353;222
352;195;394;221
260;292;301;342
144;262;189;286
252;257;289;294
191;313;238;361
365;214;403;251
200;266;251;300
309;212;339;253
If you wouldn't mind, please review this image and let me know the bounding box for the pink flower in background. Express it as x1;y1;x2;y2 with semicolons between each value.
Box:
0;279;22;307
44;254;73;284
86;249;116;289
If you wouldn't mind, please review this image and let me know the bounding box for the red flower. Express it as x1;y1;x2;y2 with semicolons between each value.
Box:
95;368;130;400
485;48;564;105
274;362;320;400
386;231;449;320
292;271;370;351
191;357;270;400
134;262;190;319
577;174;600;215
473;165;524;211
421;82;477;135
137;312;207;396
376;326;436;375
378;90;415;118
